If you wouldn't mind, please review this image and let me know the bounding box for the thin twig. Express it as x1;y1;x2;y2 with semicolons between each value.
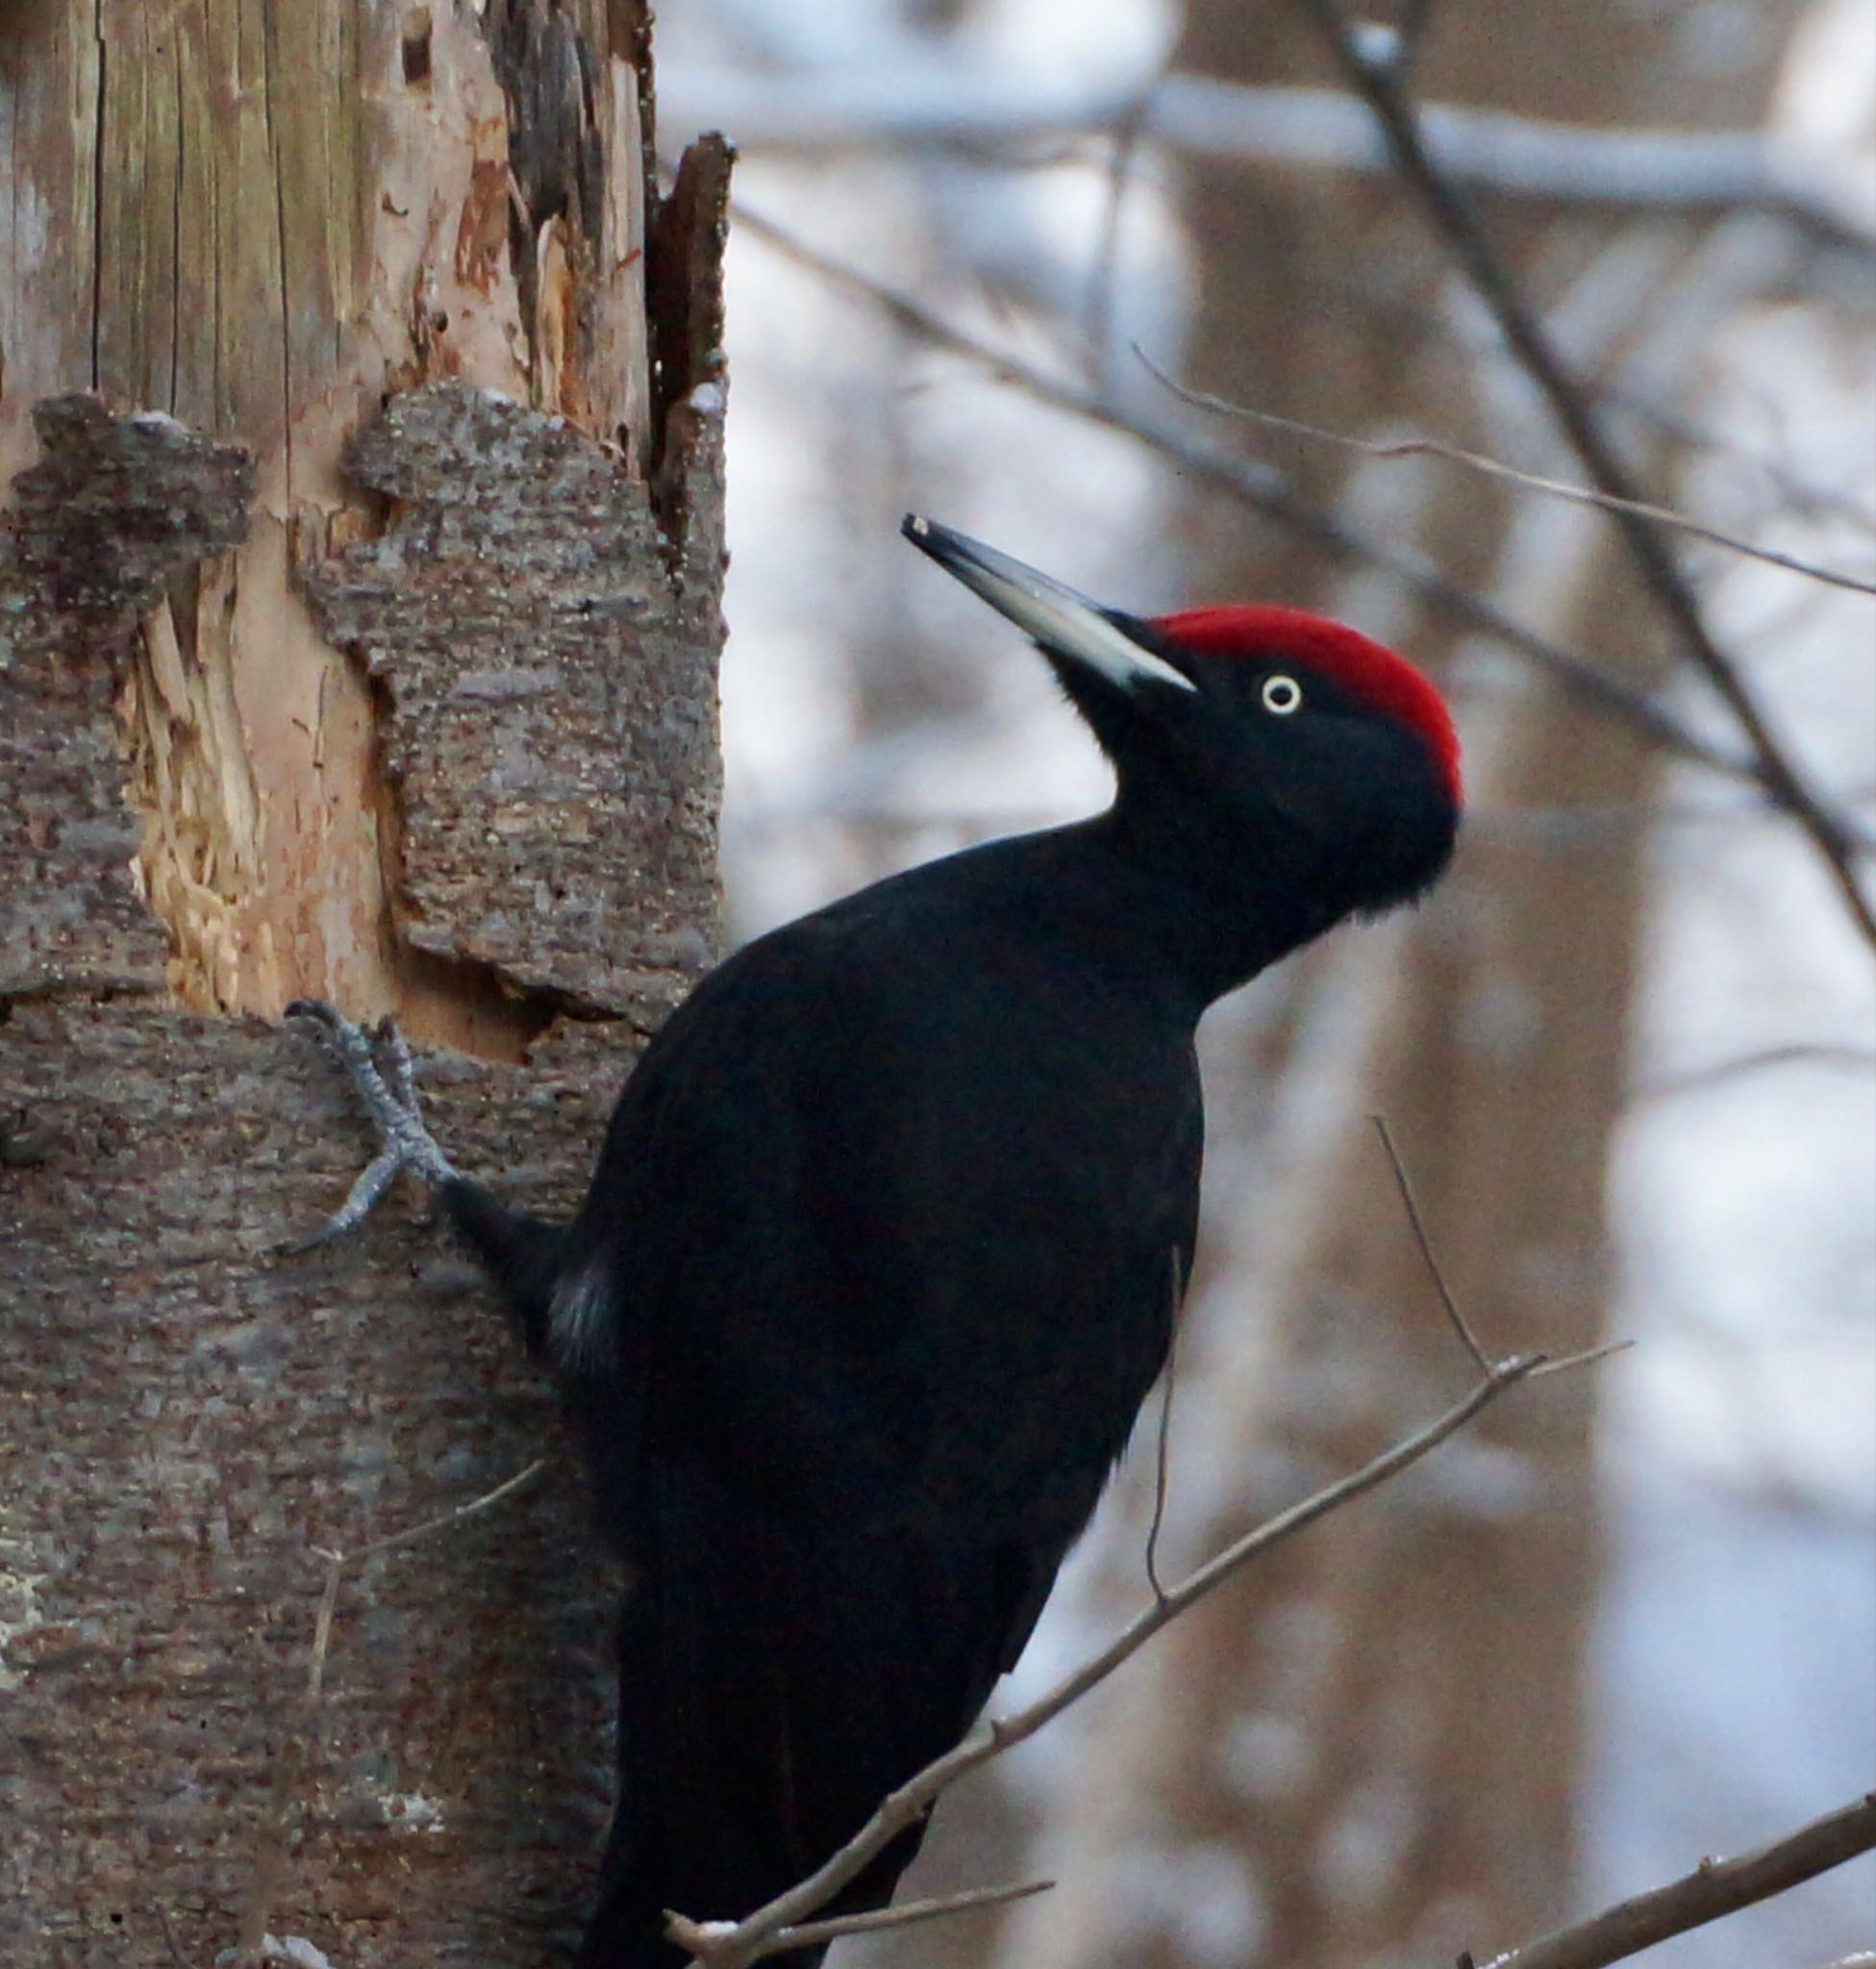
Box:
1291;0;1876;950
735;201;1767;793
1524;1339;1634;1381
1088;97;1151;374
673;1879;1055;1964
306;1562;345;1705
1477;1791;1876;1969
310;1457;549;1579
669;1349;1568;1967
1369;1112;1492;1374
304;1458;548;1702
1136;347;1876;597
155;1905;188;1968
1142;1248;1185;1603
242;1461;550;1953
1274;256;1876;538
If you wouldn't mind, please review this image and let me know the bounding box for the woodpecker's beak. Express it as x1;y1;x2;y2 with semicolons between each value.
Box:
903;515;1196;694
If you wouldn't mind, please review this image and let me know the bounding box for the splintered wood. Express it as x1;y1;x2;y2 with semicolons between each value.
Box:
2;2;728;1052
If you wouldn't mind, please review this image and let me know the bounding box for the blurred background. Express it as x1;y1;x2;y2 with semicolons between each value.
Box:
665;3;1876;1963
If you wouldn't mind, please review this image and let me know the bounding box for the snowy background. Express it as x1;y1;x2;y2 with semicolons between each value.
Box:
666;1;1876;1960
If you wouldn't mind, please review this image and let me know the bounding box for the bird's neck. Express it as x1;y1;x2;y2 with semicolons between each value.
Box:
993;808;1328;1013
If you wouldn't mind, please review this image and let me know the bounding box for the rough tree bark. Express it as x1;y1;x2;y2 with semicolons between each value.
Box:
1;5;727;1963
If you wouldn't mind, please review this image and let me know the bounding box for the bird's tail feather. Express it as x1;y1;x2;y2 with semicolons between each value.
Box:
440;1177;568;1359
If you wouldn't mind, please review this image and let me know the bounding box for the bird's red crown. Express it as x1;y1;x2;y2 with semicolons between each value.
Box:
1154;606;1463;807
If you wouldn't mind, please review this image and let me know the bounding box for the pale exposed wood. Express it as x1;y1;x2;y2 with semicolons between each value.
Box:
0;6;101;479
4;0;715;1038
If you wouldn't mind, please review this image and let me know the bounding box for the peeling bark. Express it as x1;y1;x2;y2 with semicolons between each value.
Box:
1;3;728;1961
3;397;255;1000
301;376;721;1036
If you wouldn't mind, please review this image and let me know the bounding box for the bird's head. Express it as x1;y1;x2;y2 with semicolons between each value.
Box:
904;516;1462;941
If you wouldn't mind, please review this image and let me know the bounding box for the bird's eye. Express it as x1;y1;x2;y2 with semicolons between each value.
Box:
1262;674;1304;715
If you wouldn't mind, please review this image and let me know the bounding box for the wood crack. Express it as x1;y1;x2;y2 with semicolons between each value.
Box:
261;2;294;499
88;0;105;390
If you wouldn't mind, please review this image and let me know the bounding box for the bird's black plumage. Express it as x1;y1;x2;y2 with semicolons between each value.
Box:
305;519;1461;1965
451;826;1209;1963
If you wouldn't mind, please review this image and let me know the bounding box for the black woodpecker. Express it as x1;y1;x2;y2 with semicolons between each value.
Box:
291;516;1463;1966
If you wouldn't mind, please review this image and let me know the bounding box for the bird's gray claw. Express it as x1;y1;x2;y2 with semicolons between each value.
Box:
288;999;460;1250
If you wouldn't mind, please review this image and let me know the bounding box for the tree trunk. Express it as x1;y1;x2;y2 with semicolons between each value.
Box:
0;5;727;1963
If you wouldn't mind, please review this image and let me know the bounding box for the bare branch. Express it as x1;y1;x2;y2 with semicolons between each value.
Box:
1135;346;1876;597
1268;259;1876;539
309;1457;549;1579
1524;1339;1635;1382
240;1459;550;1957
1142;1249;1185;1603
306;1557;346;1707
734;203;1767;793
303;1458;548;1703
1631;1042;1876;1104
1291;0;1876;950
669;1350;1573;1966
1088;96;1154;371
672;1879;1055;1964
1476;1791;1876;1969
666;67;1876;251
1369;1112;1492;1374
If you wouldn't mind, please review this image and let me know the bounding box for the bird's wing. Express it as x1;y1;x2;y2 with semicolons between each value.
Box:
613;1446;1041;1930
562;897;1201;1924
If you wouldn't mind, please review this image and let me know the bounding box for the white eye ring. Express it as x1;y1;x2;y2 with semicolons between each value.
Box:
1262;674;1304;715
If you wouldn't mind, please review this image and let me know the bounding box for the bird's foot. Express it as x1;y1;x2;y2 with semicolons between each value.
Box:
286;999;460;1251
